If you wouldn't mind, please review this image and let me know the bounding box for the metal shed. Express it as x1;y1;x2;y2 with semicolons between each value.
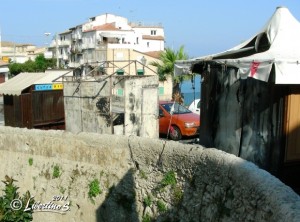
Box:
175;7;300;194
0;72;65;129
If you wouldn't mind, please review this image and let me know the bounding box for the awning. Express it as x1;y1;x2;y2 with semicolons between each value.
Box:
0;72;65;96
100;32;126;38
174;7;300;84
0;67;9;73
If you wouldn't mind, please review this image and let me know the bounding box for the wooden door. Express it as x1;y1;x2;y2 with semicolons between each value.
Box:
285;93;300;162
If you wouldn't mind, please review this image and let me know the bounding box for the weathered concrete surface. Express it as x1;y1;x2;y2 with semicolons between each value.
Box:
0;126;299;222
63;76;159;139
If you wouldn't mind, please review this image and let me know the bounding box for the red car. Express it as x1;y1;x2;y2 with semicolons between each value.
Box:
159;101;200;140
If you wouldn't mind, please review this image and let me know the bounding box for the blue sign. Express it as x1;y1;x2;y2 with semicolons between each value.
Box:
34;84;53;91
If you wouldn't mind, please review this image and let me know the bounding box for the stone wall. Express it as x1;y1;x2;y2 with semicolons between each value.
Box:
0;126;299;221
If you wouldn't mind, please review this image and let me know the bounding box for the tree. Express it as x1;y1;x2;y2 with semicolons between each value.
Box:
34;54;56;71
23;60;37;72
8;63;23;76
150;46;189;101
8;54;56;76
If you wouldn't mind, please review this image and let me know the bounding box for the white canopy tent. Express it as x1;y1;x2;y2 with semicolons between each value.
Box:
175;6;300;84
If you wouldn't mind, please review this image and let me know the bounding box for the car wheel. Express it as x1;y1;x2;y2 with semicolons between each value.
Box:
169;126;182;141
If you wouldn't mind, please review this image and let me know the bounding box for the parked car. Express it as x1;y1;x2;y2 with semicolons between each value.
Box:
159;101;200;140
188;99;201;115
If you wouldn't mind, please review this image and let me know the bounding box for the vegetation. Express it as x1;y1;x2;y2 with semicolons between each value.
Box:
59;186;66;194
156;200;167;213
28;158;33;166
88;179;102;204
52;165;61;178
8;54;56;76
138;170;148;179
143;195;152;207
150;45;189;99
160;171;177;188
172;185;183;205
0;176;35;221
142;213;152;222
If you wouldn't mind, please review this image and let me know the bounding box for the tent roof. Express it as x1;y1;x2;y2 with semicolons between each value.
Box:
175;6;300;84
0;72;64;96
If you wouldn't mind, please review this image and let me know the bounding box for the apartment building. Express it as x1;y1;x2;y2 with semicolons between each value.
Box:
48;13;165;69
48;13;172;100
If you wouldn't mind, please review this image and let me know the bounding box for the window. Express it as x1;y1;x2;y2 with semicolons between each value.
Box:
158;87;164;95
117;89;124;96
151;30;157;35
161;103;191;114
147;42;150;47
136;37;139;44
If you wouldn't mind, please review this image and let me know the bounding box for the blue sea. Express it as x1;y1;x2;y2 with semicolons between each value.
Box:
180;75;201;106
181;92;201;106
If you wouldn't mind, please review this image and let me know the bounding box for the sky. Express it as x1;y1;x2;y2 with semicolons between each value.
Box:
0;0;299;59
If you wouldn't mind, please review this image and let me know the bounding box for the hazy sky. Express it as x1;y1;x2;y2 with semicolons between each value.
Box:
1;0;299;58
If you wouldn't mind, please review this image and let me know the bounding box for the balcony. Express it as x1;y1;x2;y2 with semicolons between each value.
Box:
82;43;96;49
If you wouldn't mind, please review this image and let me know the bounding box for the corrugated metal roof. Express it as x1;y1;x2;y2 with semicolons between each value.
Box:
0;72;65;96
34;71;67;84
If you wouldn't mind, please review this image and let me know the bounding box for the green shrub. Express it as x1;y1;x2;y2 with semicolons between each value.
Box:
0;175;35;221
161;171;176;187
88;179;102;204
157;200;167;212
52;165;60;178
143;195;152;207
28;158;33;166
142;213;152;222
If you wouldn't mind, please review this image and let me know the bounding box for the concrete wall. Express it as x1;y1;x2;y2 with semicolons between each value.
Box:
0;126;299;222
63;76;159;138
124;77;158;138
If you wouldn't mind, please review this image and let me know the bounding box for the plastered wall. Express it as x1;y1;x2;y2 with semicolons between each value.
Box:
0;126;299;222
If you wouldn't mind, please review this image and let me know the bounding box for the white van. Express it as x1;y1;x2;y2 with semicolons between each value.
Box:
188;99;200;115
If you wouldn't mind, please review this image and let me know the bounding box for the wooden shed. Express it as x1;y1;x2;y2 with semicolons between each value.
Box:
175;7;300;194
0;72;65;130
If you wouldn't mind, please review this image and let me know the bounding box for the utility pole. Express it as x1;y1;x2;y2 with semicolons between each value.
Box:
56;33;59;68
44;32;51;59
44;32;51;49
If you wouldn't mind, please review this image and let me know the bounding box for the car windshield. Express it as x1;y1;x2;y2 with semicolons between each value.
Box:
161;102;192;114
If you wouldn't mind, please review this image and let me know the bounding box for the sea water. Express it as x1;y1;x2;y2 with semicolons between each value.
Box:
180;75;201;106
182;91;200;107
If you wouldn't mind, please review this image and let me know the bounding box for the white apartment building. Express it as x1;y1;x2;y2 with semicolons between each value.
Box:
48;13;165;68
48;13;172;100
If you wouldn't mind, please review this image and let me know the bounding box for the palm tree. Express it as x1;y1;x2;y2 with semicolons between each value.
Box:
150;45;189;102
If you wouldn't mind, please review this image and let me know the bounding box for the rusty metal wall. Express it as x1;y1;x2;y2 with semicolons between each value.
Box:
21;94;32;128
32;90;65;129
4;95;22;127
3;91;65;129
